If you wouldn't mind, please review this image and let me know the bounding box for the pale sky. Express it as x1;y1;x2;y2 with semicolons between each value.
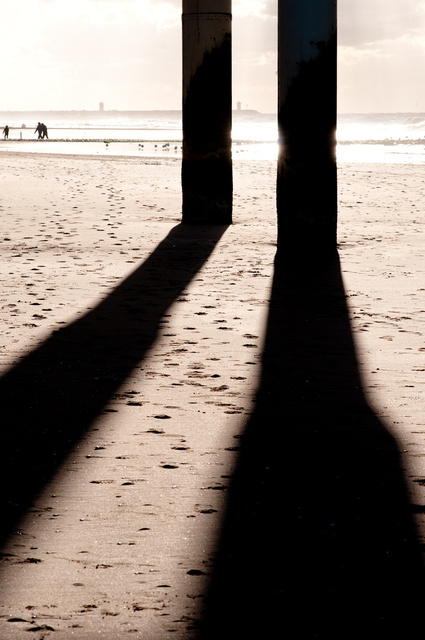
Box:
1;0;425;113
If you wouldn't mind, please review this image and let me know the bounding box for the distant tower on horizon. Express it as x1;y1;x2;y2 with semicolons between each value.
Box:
99;101;104;112
237;101;242;111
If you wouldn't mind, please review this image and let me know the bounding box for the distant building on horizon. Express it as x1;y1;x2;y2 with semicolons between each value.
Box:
237;101;242;111
99;102;104;112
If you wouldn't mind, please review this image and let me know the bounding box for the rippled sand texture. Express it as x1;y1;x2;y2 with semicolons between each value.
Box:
0;152;423;638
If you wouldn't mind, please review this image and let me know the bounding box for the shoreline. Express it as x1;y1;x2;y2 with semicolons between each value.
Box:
0;148;181;162
3;143;424;164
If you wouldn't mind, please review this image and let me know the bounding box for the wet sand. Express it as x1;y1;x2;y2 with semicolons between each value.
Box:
0;151;423;638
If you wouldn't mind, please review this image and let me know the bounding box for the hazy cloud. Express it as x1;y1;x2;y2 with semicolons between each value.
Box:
0;1;424;112
339;0;425;46
337;0;425;110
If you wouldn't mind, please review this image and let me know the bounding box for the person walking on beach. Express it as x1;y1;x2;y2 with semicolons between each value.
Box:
34;122;43;139
3;125;9;139
41;123;48;139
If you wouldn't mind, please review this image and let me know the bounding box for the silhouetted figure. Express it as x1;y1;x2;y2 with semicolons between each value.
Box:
34;122;43;139
41;123;48;139
2;125;9;139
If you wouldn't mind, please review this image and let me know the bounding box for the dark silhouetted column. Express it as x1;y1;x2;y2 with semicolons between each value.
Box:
182;0;232;224
277;0;337;264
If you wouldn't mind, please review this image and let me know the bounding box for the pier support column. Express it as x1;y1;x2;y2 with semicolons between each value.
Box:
277;0;337;264
182;0;232;224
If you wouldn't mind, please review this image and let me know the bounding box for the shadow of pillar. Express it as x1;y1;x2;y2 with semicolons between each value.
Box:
200;255;425;639
0;223;228;546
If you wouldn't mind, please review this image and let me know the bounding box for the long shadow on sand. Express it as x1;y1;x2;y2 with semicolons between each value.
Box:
200;255;425;639
0;223;227;546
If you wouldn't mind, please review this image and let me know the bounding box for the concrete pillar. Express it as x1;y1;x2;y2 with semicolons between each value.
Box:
277;0;337;264
182;0;232;224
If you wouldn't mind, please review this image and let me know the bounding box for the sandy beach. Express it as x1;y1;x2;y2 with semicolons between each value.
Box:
0;150;424;638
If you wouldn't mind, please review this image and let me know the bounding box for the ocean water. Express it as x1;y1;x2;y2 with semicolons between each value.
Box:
337;112;425;164
1;111;424;164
